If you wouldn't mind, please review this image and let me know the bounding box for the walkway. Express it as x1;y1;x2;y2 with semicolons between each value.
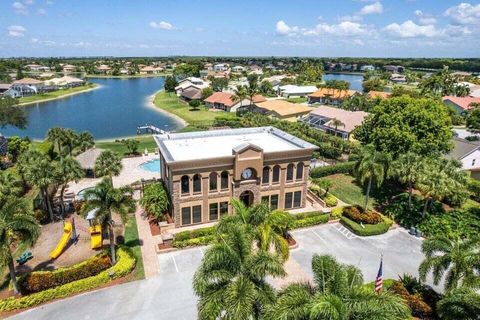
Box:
134;205;161;279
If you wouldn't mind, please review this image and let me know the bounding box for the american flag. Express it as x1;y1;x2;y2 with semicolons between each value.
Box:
375;257;383;293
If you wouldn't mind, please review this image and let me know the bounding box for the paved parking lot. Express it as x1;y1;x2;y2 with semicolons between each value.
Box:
11;224;431;320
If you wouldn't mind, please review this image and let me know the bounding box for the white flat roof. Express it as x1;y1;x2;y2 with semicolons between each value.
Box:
154;127;317;162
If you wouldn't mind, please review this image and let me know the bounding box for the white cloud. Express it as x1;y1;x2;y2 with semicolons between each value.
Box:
30;38;56;46
444;3;480;25
445;25;472;37
149;21;177;30
73;41;91;47
359;1;383;15
384;20;439;38
414;10;437;25
12;2;28;15
276;20;369;37
276;20;299;35
7;25;26;37
37;8;47;15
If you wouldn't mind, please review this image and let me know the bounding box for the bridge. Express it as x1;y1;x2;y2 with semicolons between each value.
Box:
137;124;165;135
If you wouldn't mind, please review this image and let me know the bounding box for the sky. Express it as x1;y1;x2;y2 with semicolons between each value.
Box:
0;0;479;58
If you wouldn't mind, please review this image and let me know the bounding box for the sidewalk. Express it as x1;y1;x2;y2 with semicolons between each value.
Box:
134;206;161;279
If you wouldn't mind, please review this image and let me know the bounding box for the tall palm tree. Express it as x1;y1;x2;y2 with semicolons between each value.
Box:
22;151;56;222
246;75;260;112
75;131;94;152
266;254;410;320
81;178;135;263
437;287;480;320
0;197;40;294
390;152;425;208
217;199;294;261
46;127;65;155
232;85;248;114
55;156;84;216
0;170;23;204
354;145;390;212
193;224;286;319
330;118;345;138
419;236;480;292
94;150;122;184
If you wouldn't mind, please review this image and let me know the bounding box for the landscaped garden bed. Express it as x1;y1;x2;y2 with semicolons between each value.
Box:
340;205;392;236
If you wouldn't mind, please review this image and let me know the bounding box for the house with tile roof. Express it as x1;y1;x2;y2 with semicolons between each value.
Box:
308;88;359;105
367;91;391;99
204;92;265;113
254;100;313;122
300;105;368;140
443;96;480;114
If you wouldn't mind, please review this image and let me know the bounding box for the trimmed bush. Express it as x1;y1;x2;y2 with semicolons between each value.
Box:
343;205;382;224
330;207;343;219
310;161;355;178
324;194;338;207
293;211;324;220
0;247;135;312
18;253;111;294
340;216;391;236
292;213;329;229
173;226;216;242
173;235;216;248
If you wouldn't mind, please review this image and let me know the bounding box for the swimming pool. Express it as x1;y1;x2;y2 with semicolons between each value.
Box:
140;159;161;173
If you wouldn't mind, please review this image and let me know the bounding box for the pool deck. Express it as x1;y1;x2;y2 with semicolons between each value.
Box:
66;154;160;196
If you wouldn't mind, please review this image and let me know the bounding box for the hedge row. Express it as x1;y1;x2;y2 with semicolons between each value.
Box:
0;247;136;312
340;216;392;236
18;253;111;294
292;213;330;229
173;234;216;248
310;161;355;178
173;226;216;242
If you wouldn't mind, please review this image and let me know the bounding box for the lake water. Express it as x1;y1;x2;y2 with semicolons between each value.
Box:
323;73;364;91
2;77;182;140
2;73;363;140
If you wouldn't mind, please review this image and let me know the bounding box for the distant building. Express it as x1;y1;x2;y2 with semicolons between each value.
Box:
443;96;480;114
389;73;407;83
174;77;209;96
180;87;202;102
277;85;317;98
384;65;405;73
300;106;368;140
154;127;317;227
367;91;391;99
447;137;480;180
139;66;164;74
95;65;112;74
232;65;246;72
0;84;11;96
24;64;50;72
308;88;359;105
360;65;375;72
204;92;265;113
254;100;313;122
213;64;229;72
62;64;77;73
10;78;45;96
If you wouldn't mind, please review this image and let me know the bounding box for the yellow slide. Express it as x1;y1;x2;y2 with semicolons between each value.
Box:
49;222;72;259
90;225;103;249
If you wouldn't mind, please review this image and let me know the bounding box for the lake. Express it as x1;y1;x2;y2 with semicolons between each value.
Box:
2;73;364;140
323;73;364;91
2;77;182;140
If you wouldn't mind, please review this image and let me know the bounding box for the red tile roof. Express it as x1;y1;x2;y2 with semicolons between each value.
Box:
204;92;265;107
443;96;480;111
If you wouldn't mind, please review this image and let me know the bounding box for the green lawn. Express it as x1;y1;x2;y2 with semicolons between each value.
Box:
124;215;145;281
18;83;97;104
286;97;308;104
323;173;400;209
96;136;157;156
153;91;234;126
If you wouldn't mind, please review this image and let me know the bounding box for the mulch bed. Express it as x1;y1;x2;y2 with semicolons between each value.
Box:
149;219;161;236
158;240;173;251
286;233;296;247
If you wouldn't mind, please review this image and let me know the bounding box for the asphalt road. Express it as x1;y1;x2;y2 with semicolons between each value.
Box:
10;224;430;320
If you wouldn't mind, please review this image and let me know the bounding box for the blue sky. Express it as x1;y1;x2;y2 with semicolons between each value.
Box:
1;0;479;57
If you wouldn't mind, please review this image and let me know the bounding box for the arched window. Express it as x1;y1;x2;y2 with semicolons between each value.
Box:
181;175;189;195
272;165;280;184
193;174;202;193
220;171;229;190
286;163;294;182
209;172;218;192
262;166;270;185
296;162;304;180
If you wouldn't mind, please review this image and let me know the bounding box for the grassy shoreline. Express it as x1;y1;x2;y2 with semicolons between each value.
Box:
17;83;99;106
85;73;171;79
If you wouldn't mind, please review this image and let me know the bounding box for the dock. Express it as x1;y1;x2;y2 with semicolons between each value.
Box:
137;124;165;135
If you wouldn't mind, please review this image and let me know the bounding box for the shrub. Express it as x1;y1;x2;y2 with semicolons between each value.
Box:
173;235;216;248
343;205;382;224
18;253;111;294
389;281;433;318
330;207;343;219
174;226;216;242
293;211;324;220
340;216;391;236
292;213;329;229
310;161;355;178
0;247;135;312
324;193;338;207
140;183;169;220
33;209;48;224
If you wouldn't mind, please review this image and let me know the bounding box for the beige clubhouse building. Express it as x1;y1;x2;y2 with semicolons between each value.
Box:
154;127;317;227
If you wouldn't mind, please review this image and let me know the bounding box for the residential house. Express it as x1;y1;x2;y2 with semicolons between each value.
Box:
24;64;50;72
140;66;164;74
277;85;317;98
75;147;105;177
384;65;405;73
95;65;112;74
254;100;313;122
62;64;77;73
308;88;359;105
0;84;11;96
180;87;202;102
232;65;246;72
10;78;45;96
360;65;375;71
154;127;317;227
213;64;229;72
390;73;407;83
300;106;368;140
174;77;209;96
443;96;480;114
204;92;265;113
44;76;85;89
447;137;480;180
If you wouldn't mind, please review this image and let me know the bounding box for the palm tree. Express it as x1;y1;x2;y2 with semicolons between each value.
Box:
232;85;248;114
266;254;410;320
46;127;77;156
246;75;260;112
193;224;286;319
81;178;135;264
437;287;480;320
75;131;94;152
330;118;345;138
46;127;65;155
354;145;390;212
217;198;293;261
22;151;56;222
390;152;425;208
0;170;23;204
419;236;480;292
94;150;122;184
0;197;40;294
55;156;84;216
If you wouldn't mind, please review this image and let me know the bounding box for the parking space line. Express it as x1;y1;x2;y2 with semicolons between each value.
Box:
170;253;179;273
311;229;324;241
